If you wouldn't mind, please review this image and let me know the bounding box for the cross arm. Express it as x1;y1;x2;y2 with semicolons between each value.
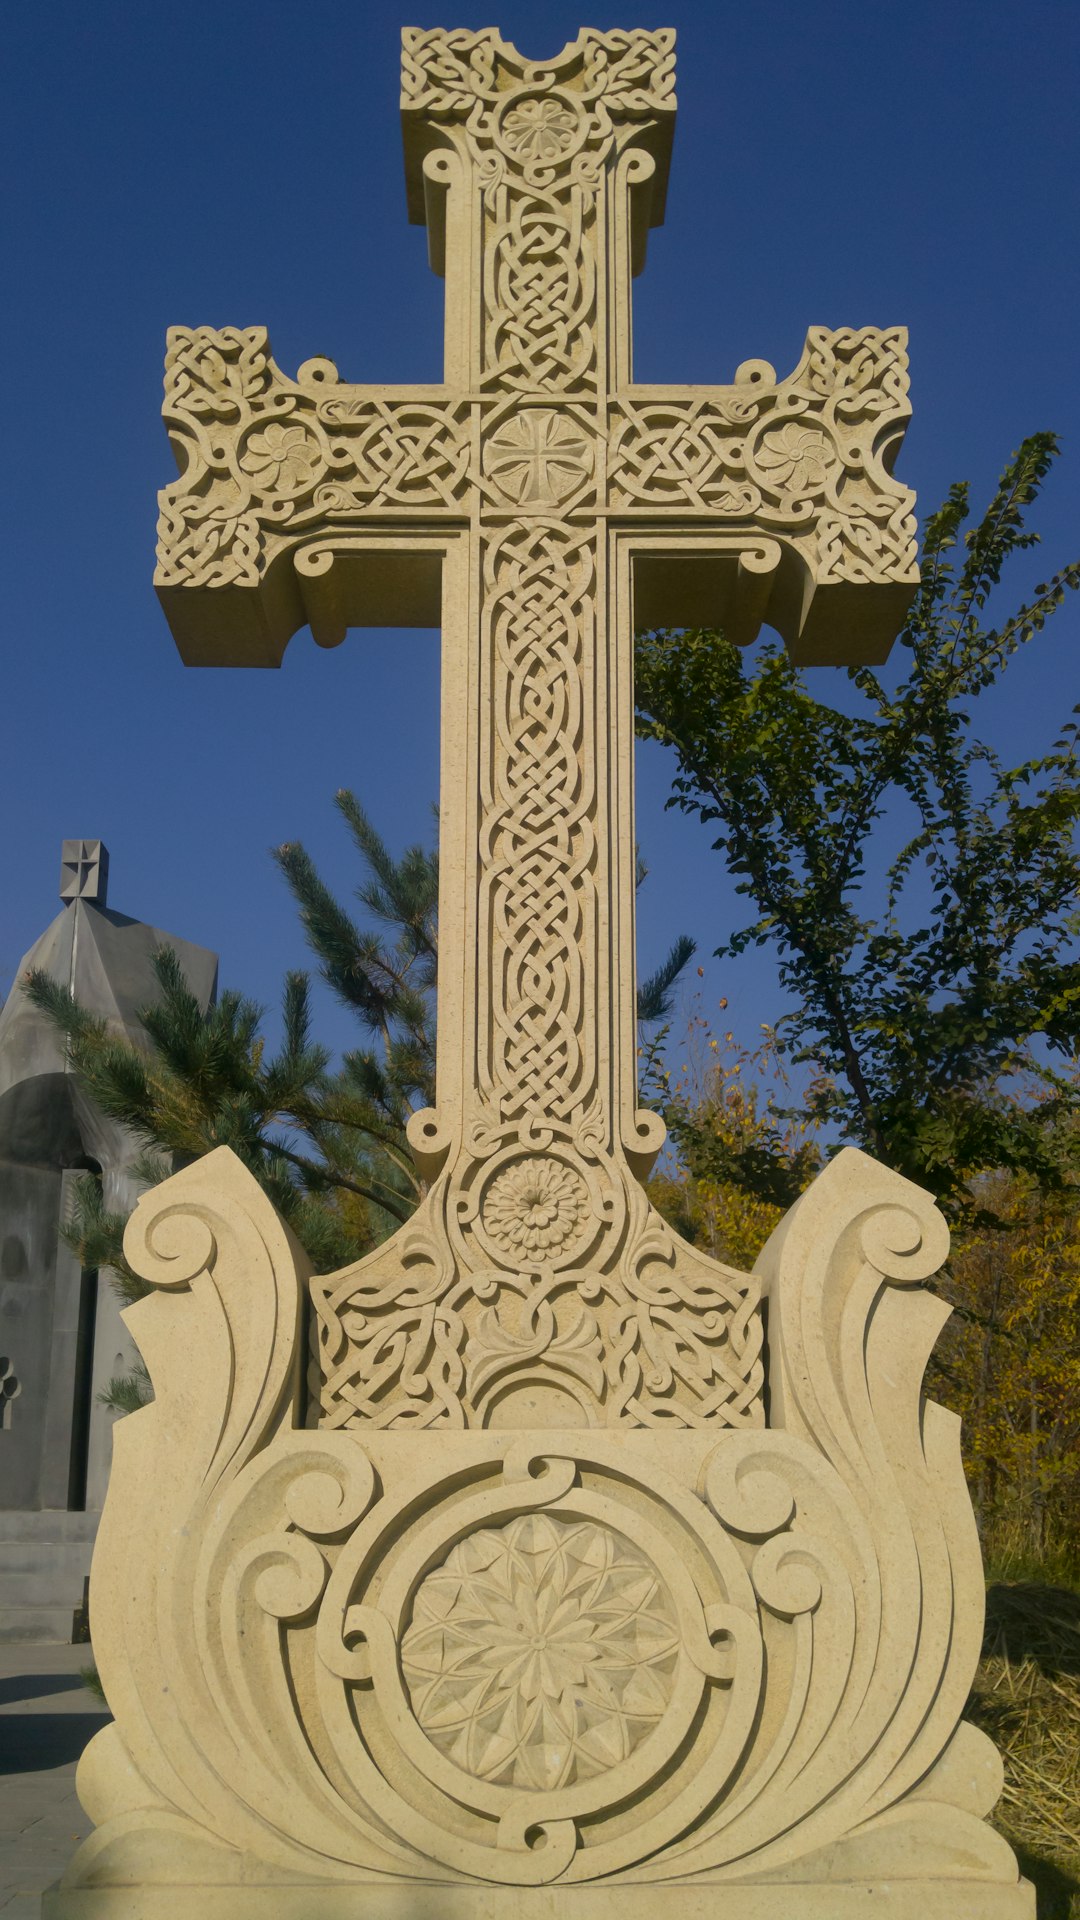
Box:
611;326;920;665
155;327;472;666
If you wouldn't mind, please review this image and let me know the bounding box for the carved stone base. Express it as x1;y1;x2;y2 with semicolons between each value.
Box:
43;1879;1036;1919
48;1148;1030;1915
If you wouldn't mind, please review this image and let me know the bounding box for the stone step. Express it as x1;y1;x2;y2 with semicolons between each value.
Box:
0;1511;99;1641
0;1510;99;1542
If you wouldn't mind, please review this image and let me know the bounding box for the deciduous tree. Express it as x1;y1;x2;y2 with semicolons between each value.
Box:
635;435;1080;1216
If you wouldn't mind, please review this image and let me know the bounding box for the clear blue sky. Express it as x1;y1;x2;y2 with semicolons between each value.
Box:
3;0;1078;1075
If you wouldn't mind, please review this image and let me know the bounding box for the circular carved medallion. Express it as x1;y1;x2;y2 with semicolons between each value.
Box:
239;418;322;496
496;89;584;168
480;1155;589;1262
401;1513;680;1790
484;409;593;505
753;419;837;497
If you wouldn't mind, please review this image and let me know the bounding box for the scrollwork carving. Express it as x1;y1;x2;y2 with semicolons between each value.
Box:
314;1132;763;1430
59;1149;1022;1904
73;25;1027;1909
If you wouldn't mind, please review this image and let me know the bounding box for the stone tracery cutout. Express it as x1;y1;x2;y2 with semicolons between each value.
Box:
48;25;1032;1918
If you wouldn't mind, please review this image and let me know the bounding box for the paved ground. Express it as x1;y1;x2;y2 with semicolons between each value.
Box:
0;1643;107;1917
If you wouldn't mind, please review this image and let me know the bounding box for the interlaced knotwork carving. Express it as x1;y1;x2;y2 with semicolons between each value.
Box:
153;31;922;1448
402;26;675;398
400;26;676;121
483;179;597;394
156;329;471;588
61;32;1023;1916
478;519;594;1124
608;325;918;586
313;1141;763;1431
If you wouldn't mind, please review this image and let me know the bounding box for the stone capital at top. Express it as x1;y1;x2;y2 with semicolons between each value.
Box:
400;25;676;226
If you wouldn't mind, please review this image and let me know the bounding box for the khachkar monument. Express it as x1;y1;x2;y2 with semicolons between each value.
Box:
48;29;1032;1918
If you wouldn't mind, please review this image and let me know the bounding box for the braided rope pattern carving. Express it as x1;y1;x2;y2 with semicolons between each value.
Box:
479;521;595;1122
484;179;597;395
402;25;674;399
153;30;920;1440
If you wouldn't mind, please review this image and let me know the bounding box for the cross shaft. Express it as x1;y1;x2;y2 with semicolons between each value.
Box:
155;27;918;1432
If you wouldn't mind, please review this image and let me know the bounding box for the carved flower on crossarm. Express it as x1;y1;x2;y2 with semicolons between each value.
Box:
755;420;836;496
482;1157;588;1260
402;1514;680;1790
499;92;580;165
240;420;321;493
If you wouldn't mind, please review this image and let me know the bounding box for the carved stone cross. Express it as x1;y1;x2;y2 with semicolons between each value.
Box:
156;27;919;1434
47;26;1028;1914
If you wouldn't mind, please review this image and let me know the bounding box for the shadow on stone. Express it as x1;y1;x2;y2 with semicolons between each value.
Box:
0;1672;88;1709
1013;1844;1080;1920
0;1710;107;1774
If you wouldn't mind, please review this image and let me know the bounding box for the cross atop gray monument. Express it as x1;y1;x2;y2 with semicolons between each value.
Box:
59;839;109;905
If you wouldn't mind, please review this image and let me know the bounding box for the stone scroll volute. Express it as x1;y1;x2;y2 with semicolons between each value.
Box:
57;1145;1024;1906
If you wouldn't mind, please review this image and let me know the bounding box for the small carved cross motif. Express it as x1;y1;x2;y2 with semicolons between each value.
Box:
155;28;918;1434
484;409;593;503
59;839;109;905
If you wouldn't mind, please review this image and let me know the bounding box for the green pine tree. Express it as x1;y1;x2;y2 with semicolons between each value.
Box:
27;793;694;1409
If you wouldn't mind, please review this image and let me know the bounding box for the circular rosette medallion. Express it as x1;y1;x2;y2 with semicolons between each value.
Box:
484;408;594;506
751;417;839;501
316;1448;763;1885
495;88;586;173
401;1513;679;1790
238;418;323;497
475;1153;595;1269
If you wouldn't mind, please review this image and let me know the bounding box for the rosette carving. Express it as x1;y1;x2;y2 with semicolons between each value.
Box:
401;1514;680;1788
313;1125;763;1430
155;329;471;593
480;1157;590;1260
608;325;918;598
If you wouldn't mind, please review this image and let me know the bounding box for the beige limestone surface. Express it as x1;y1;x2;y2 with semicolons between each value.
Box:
48;25;1031;1919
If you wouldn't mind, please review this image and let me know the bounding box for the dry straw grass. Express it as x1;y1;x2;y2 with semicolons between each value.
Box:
967;1583;1080;1917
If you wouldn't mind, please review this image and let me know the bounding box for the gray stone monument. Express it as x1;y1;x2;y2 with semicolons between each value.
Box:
0;842;217;1639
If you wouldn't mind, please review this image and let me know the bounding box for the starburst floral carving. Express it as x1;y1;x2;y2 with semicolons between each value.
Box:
401;1515;680;1789
755;419;836;495
240;420;321;493
482;1157;588;1259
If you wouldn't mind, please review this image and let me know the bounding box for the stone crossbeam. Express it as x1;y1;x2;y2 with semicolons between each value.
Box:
153;27;920;1436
